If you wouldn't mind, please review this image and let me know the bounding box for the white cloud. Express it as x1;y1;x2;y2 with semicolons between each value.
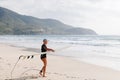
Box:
0;0;120;35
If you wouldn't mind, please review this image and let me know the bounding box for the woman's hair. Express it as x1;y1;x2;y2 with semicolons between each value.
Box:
43;39;47;42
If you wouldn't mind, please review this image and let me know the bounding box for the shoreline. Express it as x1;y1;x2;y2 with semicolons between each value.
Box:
0;43;120;80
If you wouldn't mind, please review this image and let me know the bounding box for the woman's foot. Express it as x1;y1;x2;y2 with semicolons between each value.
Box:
39;70;42;76
43;75;47;77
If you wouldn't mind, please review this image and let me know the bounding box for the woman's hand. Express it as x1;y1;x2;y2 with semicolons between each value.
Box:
51;49;55;52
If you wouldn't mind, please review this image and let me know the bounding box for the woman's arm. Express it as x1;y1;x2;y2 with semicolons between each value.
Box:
46;48;55;52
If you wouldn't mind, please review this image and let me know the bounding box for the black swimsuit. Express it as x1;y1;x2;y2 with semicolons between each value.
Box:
41;54;46;59
41;44;47;59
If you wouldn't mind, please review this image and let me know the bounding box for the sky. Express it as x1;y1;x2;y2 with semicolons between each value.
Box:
0;0;120;35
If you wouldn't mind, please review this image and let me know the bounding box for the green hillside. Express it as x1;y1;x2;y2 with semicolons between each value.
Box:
0;7;97;35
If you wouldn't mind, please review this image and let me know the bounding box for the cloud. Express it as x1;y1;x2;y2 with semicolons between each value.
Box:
87;0;102;3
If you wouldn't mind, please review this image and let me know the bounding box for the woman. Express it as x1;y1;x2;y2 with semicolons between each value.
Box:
40;39;55;77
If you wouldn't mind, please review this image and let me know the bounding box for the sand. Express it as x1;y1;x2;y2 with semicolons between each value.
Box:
0;43;120;80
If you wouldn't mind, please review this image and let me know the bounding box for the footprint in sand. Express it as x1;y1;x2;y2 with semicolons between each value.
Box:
7;63;11;66
47;72;82;79
7;75;39;80
84;78;96;80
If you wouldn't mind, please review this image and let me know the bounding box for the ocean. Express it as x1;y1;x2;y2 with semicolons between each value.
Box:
0;35;120;71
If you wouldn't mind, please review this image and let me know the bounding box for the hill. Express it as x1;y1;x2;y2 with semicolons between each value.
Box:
0;7;97;35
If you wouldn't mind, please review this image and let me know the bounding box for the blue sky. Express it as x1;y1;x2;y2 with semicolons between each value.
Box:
0;0;120;35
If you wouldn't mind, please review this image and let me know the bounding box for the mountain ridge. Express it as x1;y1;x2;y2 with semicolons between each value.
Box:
0;7;97;35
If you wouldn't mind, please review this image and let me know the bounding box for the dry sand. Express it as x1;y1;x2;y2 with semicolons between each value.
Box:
0;43;120;80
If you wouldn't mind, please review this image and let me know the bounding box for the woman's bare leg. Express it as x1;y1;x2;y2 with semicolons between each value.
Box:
41;58;47;77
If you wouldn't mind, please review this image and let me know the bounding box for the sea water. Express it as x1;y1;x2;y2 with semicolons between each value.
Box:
0;35;120;71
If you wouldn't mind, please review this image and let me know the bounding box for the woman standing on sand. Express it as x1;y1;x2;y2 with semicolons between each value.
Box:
39;39;55;77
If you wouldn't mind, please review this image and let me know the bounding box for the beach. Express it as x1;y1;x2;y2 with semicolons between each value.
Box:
0;43;120;80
